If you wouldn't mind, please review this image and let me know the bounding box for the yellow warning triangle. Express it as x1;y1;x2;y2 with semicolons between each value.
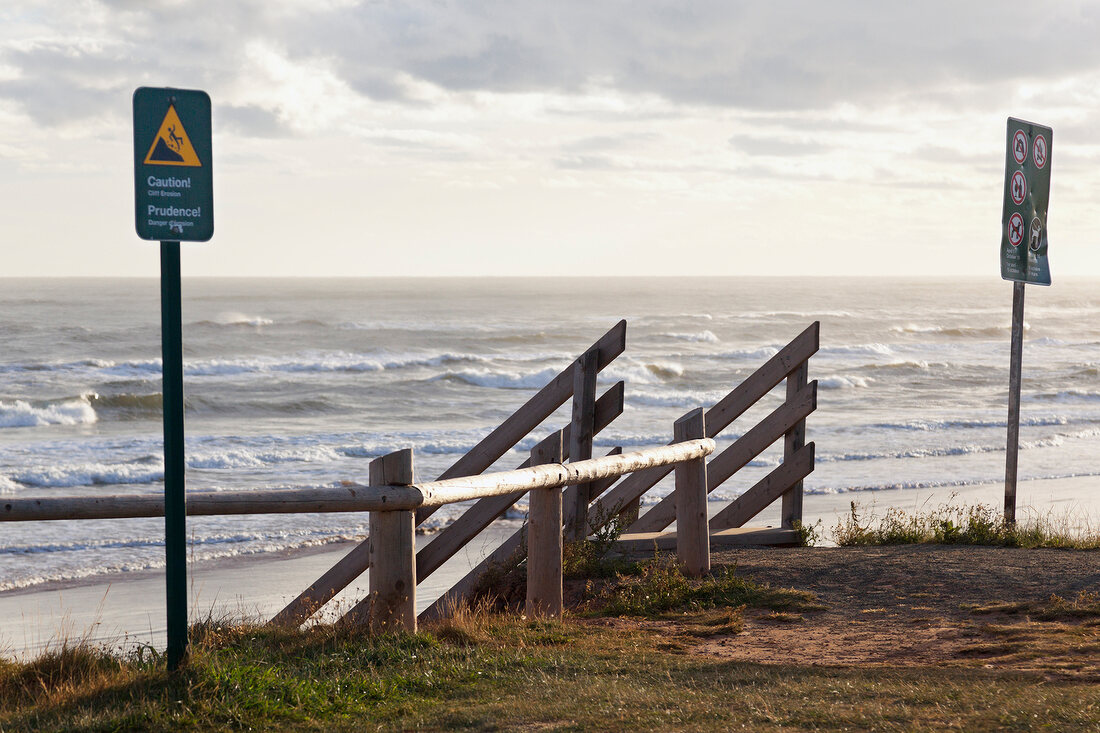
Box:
143;105;202;167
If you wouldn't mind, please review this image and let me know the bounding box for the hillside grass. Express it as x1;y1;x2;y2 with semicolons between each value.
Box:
3;558;1100;731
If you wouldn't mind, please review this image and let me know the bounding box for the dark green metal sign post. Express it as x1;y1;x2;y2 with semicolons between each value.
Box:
159;240;187;669
134;87;213;670
999;117;1052;525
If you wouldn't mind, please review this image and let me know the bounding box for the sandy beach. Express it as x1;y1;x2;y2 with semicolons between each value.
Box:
0;521;518;660
3;474;1096;662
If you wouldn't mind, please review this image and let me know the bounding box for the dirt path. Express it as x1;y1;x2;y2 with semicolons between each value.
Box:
692;546;1100;678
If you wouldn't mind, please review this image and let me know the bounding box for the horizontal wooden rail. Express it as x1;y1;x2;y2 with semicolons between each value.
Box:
417;439;713;506
0;486;426;522
0;440;715;523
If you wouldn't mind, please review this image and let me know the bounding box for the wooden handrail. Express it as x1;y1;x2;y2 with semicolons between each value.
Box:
0;440;715;523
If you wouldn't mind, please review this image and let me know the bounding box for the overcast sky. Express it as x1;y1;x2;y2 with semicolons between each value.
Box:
2;1;1099;278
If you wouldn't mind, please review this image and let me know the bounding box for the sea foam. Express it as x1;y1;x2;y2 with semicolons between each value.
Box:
0;398;98;428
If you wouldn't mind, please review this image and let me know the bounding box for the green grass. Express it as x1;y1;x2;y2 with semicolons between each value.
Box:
585;554;824;618
3;611;1100;731
832;500;1100;548
3;561;1098;730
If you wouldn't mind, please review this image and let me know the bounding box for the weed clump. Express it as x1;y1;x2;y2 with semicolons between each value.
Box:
588;555;823;618
563;504;633;578
1034;590;1100;621
792;519;822;547
832;500;1100;549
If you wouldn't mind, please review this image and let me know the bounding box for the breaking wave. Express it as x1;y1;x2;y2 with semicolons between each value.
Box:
0;397;98;428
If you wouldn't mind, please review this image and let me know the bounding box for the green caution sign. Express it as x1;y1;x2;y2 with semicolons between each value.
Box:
133;87;213;242
1000;117;1051;286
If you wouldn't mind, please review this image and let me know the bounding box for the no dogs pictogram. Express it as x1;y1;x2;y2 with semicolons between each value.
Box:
1012;129;1028;165
1008;212;1025;247
1010;170;1027;205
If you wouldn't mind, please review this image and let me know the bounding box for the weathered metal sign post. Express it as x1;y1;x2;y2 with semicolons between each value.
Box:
1000;117;1052;525
133;87;213;669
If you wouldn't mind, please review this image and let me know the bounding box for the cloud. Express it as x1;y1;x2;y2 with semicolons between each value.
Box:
218;104;292;138
293;1;1100;110
6;0;1100;130
731;135;827;157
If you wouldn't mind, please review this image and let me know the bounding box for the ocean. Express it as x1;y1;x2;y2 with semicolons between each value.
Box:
1;277;1098;592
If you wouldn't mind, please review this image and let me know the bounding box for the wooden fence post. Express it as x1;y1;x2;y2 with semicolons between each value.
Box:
527;432;564;618
368;449;416;633
674;408;709;577
781;361;808;530
564;347;598;541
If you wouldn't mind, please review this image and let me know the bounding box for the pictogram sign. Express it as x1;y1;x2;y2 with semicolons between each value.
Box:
1012;129;1028;165
1008;212;1024;247
1033;134;1047;169
1000;117;1052;286
1010;170;1027;205
1029;217;1043;251
143;105;202;167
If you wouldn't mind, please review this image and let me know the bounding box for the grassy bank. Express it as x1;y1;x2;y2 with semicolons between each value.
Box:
4;621;1098;732
3;555;1099;732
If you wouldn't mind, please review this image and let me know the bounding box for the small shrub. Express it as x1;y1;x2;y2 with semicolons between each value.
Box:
598;555;693;616
832;501;877;546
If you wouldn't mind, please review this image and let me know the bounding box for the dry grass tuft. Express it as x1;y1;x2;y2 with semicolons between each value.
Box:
426;597;498;647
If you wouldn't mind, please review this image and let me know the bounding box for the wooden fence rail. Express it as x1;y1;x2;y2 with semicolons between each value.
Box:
0;440;715;523
1;439;715;634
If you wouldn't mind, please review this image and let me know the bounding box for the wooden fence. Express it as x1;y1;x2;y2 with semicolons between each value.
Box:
420;320;818;620
1;319;819;634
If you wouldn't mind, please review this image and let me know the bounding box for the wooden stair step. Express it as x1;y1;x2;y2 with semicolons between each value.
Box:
613;526;799;552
